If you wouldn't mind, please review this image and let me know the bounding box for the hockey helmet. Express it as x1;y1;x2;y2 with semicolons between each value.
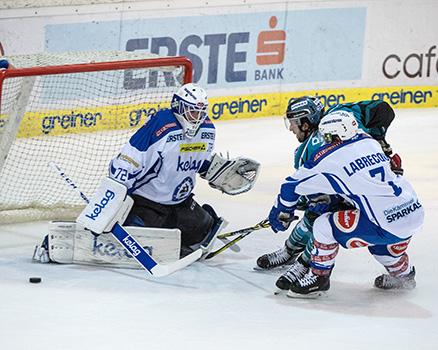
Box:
284;96;324;130
318;110;359;142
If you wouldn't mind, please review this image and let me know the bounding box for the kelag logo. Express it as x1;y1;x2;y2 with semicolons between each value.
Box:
125;16;286;88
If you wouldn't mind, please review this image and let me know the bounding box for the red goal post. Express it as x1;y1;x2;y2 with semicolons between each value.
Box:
0;51;192;223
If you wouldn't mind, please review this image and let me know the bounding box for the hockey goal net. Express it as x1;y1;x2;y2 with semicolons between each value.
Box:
0;51;192;223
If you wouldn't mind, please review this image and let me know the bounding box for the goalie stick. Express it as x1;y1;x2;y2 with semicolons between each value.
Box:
48;161;202;277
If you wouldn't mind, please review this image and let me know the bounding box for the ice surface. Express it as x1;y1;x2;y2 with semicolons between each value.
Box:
1;108;437;350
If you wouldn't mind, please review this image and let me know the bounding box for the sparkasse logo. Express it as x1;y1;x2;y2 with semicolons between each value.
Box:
124;15;286;88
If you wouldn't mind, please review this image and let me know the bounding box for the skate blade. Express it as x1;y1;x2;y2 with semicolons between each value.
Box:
253;265;290;272
274;287;289;296
286;290;327;299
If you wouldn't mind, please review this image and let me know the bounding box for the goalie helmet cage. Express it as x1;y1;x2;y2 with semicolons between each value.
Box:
0;51;192;224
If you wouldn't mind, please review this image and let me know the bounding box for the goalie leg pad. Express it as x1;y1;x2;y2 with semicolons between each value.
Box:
74;226;181;268
32;221;76;264
34;221;181;268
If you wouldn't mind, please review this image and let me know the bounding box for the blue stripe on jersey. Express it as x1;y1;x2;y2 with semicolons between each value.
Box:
129;109;181;152
129;152;164;193
322;172;345;194
323;172;381;227
303;133;371;169
329;172;380;226
280;174;318;204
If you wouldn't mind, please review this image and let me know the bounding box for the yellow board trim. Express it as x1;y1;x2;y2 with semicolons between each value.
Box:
2;85;437;139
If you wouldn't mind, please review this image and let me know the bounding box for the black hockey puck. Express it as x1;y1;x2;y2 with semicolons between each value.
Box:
29;277;42;283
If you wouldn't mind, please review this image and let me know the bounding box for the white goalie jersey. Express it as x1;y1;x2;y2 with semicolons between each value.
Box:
278;133;424;238
109;108;216;204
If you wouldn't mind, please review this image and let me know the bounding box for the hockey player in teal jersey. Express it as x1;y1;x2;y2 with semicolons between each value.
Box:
256;96;404;293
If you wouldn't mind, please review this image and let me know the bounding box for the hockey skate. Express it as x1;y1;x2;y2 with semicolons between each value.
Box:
374;267;416;290
255;242;304;270
287;270;330;299
274;255;309;294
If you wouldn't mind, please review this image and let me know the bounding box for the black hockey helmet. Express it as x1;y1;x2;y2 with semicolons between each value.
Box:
285;96;325;129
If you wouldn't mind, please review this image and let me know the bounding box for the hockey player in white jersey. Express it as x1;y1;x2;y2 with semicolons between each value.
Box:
108;83;259;256
34;83;260;266
257;96;404;294
268;111;424;297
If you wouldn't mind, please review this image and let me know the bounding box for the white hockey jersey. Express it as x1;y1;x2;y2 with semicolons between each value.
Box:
278;133;424;238
109;109;215;205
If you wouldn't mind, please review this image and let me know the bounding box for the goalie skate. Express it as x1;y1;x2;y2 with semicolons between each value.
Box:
374;267;416;290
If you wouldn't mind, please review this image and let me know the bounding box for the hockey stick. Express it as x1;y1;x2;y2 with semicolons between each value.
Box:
218;236;241;252
205;216;299;260
204;219;271;260
217;219;270;239
48;161;202;277
214;219;270;253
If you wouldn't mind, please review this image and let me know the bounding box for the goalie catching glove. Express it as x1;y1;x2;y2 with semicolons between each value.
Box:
200;153;260;195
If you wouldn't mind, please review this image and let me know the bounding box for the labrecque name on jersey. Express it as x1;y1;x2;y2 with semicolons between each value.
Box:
343;152;389;176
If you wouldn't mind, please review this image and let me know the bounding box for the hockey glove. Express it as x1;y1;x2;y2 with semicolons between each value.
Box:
307;194;346;215
269;196;296;233
377;138;393;156
390;153;404;175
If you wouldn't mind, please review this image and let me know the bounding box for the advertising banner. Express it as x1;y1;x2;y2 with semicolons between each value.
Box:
0;0;437;126
44;8;366;90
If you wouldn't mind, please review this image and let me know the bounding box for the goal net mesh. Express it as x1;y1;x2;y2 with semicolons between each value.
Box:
0;51;191;223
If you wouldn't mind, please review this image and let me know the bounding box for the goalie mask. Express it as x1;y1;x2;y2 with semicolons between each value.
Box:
319;111;358;143
171;83;209;138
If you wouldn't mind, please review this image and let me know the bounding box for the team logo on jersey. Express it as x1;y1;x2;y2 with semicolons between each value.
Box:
180;142;207;153
387;239;410;256
346;238;370;248
333;210;360;233
172;177;194;201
